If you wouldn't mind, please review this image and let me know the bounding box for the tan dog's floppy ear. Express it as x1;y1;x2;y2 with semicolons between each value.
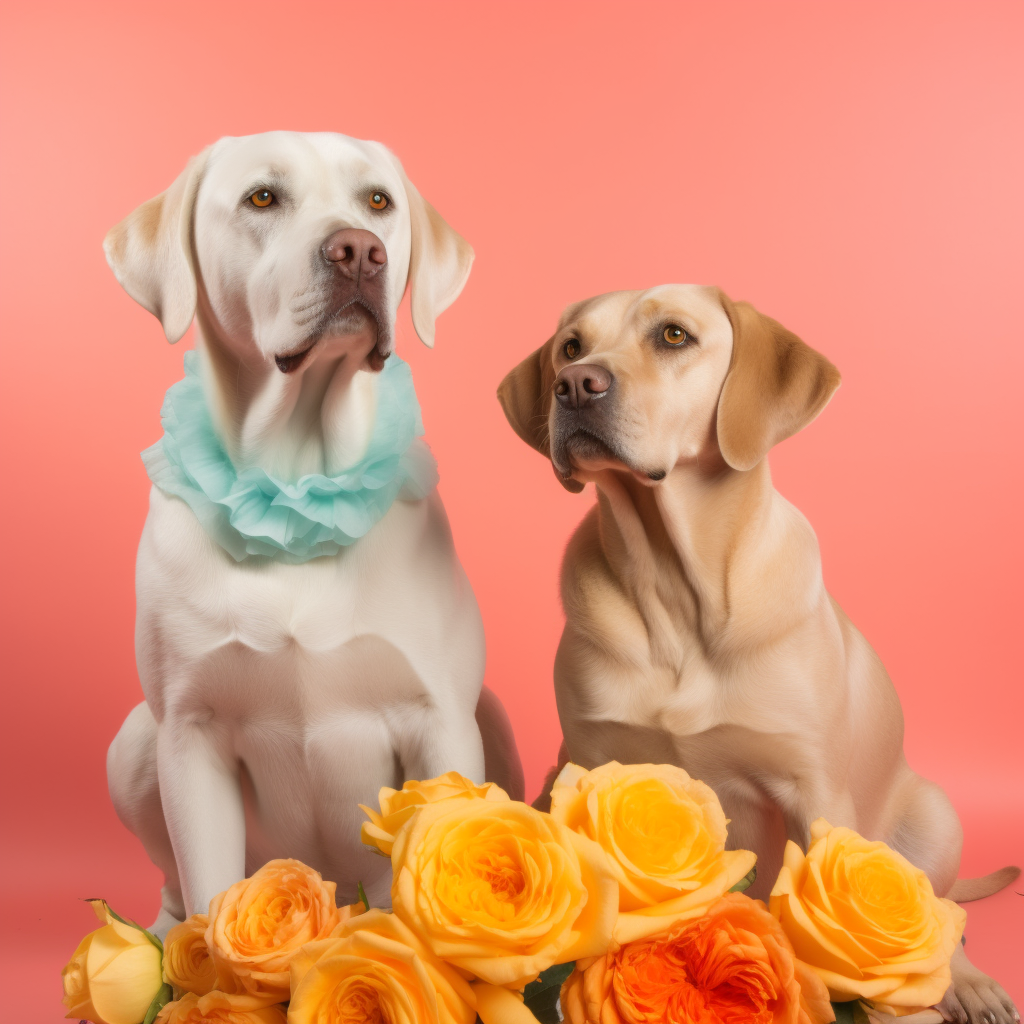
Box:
400;171;474;348
716;291;841;471
103;149;210;343
497;338;584;493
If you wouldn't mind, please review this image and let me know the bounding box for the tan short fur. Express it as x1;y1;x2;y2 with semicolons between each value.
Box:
499;285;1018;1023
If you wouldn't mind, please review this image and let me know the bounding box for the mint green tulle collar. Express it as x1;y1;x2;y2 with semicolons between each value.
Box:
142;351;438;563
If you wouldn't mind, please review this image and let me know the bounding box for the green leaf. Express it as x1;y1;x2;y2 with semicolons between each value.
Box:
138;926;165;955
82;899;163;953
831;1001;871;1024
142;982;173;1024
523;961;575;1023
357;881;370;913
729;867;757;893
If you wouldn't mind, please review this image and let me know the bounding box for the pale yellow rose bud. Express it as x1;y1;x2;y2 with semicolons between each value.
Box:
549;761;758;944
359;770;509;857
61;899;165;1024
770;818;967;1012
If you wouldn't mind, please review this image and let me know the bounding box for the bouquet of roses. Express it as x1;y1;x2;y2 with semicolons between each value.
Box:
62;762;965;1024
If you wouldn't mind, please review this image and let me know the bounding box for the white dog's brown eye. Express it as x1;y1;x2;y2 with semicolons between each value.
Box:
250;189;274;208
369;191;390;210
663;324;691;345
563;338;581;359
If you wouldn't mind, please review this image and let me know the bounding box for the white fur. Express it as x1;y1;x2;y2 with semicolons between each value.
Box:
104;132;498;929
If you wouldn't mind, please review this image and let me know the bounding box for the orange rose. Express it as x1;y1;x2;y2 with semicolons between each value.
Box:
164;914;217;996
155;991;287;1023
560;893;834;1024
206;859;343;1003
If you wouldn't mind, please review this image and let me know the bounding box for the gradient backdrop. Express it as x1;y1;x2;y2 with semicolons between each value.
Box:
1;2;1021;1017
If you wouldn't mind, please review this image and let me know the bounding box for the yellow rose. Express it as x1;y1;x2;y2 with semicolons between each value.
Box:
163;914;217;997
360;771;509;857
391;794;619;989
770;818;966;1010
206;859;343;1003
549;762;757;944
288;908;477;1024
62;899;165;1024
155;991;287;1023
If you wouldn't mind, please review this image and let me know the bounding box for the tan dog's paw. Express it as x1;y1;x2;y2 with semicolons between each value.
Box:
940;944;1019;1024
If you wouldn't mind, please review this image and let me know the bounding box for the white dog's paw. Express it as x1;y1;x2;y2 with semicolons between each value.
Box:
939;944;1019;1024
148;907;184;941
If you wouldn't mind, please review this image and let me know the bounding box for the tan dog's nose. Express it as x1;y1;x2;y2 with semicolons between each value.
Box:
555;364;612;409
322;228;387;278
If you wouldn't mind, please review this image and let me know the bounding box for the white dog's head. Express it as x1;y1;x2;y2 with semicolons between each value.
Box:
104;131;473;373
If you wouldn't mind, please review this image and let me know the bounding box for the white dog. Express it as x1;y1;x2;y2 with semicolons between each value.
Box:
104;131;523;935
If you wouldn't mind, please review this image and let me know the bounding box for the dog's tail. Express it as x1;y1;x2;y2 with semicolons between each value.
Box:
946;865;1020;902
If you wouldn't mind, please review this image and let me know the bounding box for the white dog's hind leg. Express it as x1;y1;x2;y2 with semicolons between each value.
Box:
475;685;525;801
107;703;184;937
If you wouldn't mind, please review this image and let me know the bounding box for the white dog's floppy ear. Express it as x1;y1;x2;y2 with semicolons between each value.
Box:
400;171;474;347
716;290;841;471
103;148;210;343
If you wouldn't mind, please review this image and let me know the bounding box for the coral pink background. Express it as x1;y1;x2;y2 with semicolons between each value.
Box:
1;2;1021;1018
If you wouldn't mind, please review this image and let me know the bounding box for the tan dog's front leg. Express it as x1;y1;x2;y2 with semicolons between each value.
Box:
777;778;858;851
157;718;246;918
940;944;1019;1024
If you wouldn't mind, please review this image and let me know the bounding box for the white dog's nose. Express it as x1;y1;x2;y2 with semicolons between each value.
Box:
322;228;387;279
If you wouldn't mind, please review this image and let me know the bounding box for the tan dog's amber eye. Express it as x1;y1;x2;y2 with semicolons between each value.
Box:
369;192;390;210
663;324;691;345
250;190;274;208
563;339;581;359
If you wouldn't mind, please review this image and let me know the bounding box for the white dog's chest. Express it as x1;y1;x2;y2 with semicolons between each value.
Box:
135;486;479;739
132;486;485;904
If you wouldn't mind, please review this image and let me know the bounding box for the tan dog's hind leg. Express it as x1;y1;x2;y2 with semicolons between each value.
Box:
884;772;1019;1024
885;772;964;897
107;703;184;938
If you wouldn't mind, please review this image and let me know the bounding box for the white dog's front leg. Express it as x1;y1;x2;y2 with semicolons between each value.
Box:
157;719;246;917
398;706;486;786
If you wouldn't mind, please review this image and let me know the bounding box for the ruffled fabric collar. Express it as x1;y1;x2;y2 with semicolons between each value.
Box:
142;351;438;563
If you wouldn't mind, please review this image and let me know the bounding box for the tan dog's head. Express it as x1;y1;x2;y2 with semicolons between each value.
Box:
104;131;473;373
498;286;840;490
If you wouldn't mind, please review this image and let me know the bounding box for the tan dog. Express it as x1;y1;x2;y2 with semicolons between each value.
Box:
498;285;1018;1024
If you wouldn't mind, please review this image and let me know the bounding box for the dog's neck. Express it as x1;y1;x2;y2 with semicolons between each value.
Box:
194;304;378;481
592;456;821;662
